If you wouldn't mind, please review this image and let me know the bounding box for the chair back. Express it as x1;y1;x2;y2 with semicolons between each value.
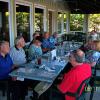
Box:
93;57;100;76
90;57;100;86
89;57;100;100
65;77;90;100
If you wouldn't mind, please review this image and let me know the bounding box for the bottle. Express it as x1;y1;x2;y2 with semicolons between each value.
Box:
37;58;41;65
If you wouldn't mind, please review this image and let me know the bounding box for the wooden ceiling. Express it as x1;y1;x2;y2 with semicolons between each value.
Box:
64;0;100;14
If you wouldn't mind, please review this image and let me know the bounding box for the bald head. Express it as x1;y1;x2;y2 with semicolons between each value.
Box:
77;49;85;57
69;49;85;67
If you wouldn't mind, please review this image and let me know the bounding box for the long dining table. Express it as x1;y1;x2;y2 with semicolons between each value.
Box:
9;41;82;83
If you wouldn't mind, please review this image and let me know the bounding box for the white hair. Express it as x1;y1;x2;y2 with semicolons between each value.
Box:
14;36;23;45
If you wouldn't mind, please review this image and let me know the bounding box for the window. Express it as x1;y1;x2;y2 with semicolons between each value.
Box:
57;12;63;34
70;14;84;31
0;1;9;41
88;14;100;32
16;4;30;42
35;8;44;33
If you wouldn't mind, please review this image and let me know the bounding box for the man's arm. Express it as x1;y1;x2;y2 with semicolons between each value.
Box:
57;72;75;94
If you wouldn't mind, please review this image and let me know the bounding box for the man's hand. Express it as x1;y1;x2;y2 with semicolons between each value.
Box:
12;77;17;81
12;65;18;70
57;74;64;80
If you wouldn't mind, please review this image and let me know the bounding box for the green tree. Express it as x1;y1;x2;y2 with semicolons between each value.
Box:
70;14;84;31
89;14;100;32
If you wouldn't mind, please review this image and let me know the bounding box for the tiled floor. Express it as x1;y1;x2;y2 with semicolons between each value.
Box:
0;91;100;100
86;92;100;100
0;91;32;100
0;92;6;100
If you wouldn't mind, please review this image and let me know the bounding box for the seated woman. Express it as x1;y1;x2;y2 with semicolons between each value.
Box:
29;31;41;46
33;31;40;39
28;36;42;61
86;40;100;67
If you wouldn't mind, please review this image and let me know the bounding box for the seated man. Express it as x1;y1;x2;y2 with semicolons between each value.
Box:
49;32;58;47
42;32;54;53
57;49;91;100
0;41;13;79
10;36;26;65
60;49;85;76
10;36;27;100
28;36;42;61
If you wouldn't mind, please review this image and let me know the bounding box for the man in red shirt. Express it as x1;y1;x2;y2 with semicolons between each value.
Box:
58;49;91;100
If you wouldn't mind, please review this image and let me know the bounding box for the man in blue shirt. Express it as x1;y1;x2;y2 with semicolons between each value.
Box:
0;41;13;79
42;32;54;53
49;32;58;47
0;41;27;100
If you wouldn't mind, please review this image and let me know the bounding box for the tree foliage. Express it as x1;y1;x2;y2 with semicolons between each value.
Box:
70;14;84;31
70;14;100;32
89;14;100;32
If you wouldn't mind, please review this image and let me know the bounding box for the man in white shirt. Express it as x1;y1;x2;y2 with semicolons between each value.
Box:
10;36;26;65
10;36;27;100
